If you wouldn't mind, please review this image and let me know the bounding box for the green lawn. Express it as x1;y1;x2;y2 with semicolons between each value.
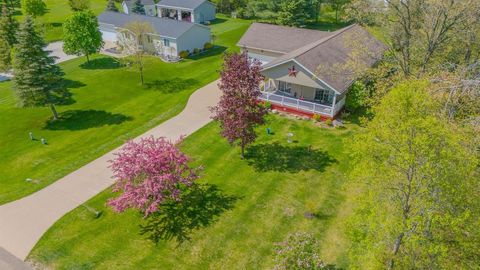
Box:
15;0;107;42
0;15;251;204
29;115;358;269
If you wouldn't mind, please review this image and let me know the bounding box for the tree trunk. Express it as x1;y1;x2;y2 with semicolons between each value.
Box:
86;53;90;63
139;66;144;85
388;232;404;270
50;103;59;120
241;143;245;159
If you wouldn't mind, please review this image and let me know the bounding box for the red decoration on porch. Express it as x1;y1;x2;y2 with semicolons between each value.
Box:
288;65;298;77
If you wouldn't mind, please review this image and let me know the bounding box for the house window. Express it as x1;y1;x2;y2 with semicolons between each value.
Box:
278;81;291;94
315;89;334;105
163;38;170;47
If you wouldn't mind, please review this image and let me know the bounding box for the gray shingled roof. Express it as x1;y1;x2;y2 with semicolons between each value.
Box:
156;0;212;10
123;0;155;10
237;23;333;54
98;11;196;39
262;24;387;94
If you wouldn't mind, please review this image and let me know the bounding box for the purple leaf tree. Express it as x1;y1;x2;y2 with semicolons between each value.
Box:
211;51;267;158
108;136;201;217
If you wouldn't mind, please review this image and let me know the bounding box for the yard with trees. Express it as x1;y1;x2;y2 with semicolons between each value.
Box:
0;15;251;204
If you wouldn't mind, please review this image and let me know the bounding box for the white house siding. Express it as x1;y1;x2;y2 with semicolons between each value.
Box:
262;60;330;90
194;1;216;23
175;25;211;54
243;48;284;65
99;23;118;42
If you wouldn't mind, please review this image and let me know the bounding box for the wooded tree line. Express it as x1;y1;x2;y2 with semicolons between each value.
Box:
341;0;480;269
212;0;349;26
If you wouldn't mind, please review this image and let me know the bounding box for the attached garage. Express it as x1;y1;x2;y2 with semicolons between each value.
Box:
99;23;118;42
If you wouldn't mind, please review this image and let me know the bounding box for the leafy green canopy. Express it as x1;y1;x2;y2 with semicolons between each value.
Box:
63;10;104;62
348;80;479;269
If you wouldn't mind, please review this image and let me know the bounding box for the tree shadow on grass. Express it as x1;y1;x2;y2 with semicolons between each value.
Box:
245;142;337;173
144;78;199;93
44;110;132;130
208;17;227;25
48;79;86;106
140;183;239;244
79;57;122;70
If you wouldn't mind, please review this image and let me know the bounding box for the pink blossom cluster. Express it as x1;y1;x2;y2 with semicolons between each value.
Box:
108;136;201;216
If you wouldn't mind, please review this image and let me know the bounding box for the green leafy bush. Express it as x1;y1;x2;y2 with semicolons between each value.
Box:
204;42;213;50
193;48;200;54
179;50;189;59
274;232;326;270
312;114;321;122
325;118;333;126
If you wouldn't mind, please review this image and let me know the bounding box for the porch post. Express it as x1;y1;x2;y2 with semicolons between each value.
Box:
191;12;195;23
177;9;182;20
331;93;337;117
158;7;162;17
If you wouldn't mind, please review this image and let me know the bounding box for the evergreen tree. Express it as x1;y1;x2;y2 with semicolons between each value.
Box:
0;38;11;72
13;16;64;120
131;0;145;14
106;0;118;12
22;0;47;17
276;0;310;27
0;4;19;46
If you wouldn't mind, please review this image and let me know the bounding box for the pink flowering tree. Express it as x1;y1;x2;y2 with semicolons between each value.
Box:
211;51;267;158
108;136;201;217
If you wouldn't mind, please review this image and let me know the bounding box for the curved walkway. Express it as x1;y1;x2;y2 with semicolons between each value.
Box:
0;80;221;261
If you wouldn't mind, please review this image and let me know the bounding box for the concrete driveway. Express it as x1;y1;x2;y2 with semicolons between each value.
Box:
45;41;79;64
0;80;221;261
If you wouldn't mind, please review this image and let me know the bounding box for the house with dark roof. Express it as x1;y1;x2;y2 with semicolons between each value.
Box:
122;0;157;16
238;23;386;118
98;11;211;59
156;0;216;23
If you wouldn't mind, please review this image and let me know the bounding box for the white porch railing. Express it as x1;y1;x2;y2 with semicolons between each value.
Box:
259;91;334;117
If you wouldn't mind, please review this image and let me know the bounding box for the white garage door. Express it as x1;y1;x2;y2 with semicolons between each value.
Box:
101;30;117;42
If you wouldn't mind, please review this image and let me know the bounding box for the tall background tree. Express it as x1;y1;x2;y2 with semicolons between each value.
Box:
22;0;47;17
347;80;479;269
63;10;104;63
106;0;118;12
0;3;19;47
68;0;90;11
108;136;202;217
13;16;64;120
276;0;310;27
131;0;145;14
122;21;154;85
0;39;11;72
210;52;267;158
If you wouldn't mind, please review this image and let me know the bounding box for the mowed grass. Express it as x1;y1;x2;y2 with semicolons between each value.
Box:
15;0;107;42
29;115;357;269
0;16;251;204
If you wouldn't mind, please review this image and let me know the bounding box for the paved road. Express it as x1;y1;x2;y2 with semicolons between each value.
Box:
0;248;31;270
0;80;221;260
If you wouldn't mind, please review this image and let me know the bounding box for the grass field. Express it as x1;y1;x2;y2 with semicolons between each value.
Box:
28;115;358;269
0;15;251;204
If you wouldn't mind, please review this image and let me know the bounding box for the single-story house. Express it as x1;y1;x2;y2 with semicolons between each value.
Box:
98;11;211;58
237;23;386;118
122;0;157;16
156;0;216;24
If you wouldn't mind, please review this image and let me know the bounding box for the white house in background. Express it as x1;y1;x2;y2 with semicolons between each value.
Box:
122;0;157;16
237;23;386;119
98;11;211;59
156;0;216;24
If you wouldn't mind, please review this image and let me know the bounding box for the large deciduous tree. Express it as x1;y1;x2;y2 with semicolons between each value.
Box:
122;21;154;85
0;4;19;47
13;16;64;120
63;10;104;63
276;0;310;27
211;51;267;158
108;136;202;217
347;80;479;269
22;0;47;17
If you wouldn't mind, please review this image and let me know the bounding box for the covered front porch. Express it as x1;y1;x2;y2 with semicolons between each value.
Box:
157;7;193;22
260;79;345;118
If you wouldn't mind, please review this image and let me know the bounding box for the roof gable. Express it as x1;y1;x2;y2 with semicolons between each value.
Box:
262;24;387;94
